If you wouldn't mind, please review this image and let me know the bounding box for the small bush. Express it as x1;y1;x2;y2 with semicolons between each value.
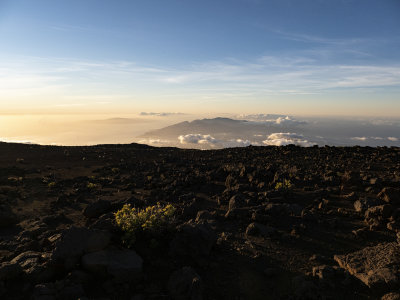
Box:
114;203;175;247
48;182;56;188
87;182;99;189
275;179;292;191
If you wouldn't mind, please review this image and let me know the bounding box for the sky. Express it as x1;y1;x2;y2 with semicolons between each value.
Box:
0;0;400;116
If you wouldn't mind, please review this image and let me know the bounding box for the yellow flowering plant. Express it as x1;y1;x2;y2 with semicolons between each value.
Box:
275;179;293;191
114;203;176;247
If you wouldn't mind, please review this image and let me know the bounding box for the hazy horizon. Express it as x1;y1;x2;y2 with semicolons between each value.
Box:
1;113;399;148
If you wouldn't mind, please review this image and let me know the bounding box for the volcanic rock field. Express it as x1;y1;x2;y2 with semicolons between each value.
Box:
0;142;400;300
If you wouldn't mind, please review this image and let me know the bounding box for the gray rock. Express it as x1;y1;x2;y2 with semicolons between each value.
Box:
224;207;250;219
195;210;214;223
0;204;18;228
291;275;319;299
354;197;382;213
343;192;357;201
381;292;400;300
352;227;369;239
170;220;217;263
264;203;288;216
66;270;92;284
82;249;143;282
32;283;56;300
58;283;85;300
371;204;393;221
263;267;278;277
53;226;110;255
387;220;400;232
168;266;203;300
89;212;115;231
225;174;237;190
83;200;112;218
18;221;48;239
288;203;303;216
245;222;277;238
52;227;111;270
365;205;393;222
318;199;329;210
334;242;400;293
301;209;316;222
379;187;400;205
11;251;54;282
312;265;336;280
228;194;246;211
0;261;23;280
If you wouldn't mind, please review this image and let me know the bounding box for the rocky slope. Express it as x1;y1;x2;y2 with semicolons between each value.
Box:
0;142;400;299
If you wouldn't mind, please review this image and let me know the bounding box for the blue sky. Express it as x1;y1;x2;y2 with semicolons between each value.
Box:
1;0;400;116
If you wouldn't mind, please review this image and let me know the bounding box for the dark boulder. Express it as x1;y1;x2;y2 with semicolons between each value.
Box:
0;204;18;228
379;188;400;205
365;205;393;228
354;197;382;213
334;242;400;294
228;194;247;211
168;266;203;300
83;199;112;218
170;221;217;264
0;261;23;280
51;227;111;270
381;292;400;300
82;249;143;282
245;222;277;238
11;251;54;282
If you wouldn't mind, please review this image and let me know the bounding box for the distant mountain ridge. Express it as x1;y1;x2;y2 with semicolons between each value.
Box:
140;117;253;139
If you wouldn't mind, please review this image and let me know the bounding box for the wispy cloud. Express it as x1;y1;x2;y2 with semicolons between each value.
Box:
271;30;369;46
140;112;185;117
53;103;85;107
1;52;400;110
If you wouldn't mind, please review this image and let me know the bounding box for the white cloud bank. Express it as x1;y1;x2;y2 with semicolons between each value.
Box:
178;134;254;148
351;137;368;141
236;114;307;126
178;134;219;145
138;139;171;146
262;133;315;147
351;136;399;142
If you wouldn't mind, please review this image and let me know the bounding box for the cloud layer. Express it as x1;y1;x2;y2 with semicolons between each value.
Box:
178;134;254;148
178;134;219;145
351;136;399;142
236;114;307;126
263;133;315;147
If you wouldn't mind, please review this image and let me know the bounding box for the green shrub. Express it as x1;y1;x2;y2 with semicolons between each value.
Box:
114;203;175;247
275;179;292;191
48;182;56;188
87;182;99;189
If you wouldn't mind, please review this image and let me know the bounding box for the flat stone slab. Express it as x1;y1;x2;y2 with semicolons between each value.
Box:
334;242;400;293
